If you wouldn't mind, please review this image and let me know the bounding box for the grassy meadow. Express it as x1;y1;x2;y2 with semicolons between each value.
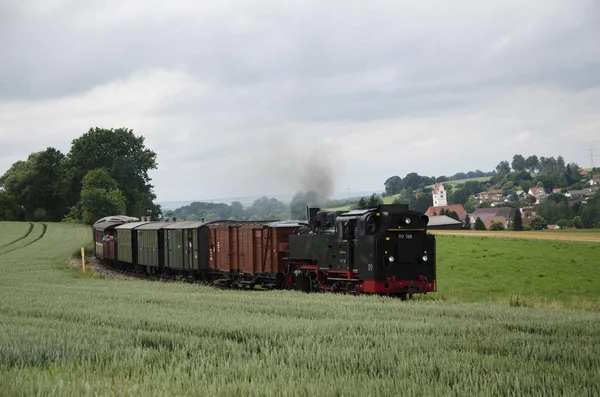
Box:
0;221;599;396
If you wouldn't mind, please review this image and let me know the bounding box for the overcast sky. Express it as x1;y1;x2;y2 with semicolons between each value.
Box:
1;0;599;202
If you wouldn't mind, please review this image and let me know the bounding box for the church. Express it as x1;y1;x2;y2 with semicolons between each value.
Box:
425;183;468;224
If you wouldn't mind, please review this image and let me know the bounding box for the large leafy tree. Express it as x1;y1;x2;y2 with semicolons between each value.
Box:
511;154;526;172
62;127;159;218
65;169;128;224
384;176;402;195
525;155;539;173
0;148;66;221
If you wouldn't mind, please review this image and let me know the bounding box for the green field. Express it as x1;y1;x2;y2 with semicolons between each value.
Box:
1;222;599;396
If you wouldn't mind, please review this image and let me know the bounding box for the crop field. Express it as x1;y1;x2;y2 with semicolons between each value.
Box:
431;229;600;243
1;221;599;396
433;234;600;309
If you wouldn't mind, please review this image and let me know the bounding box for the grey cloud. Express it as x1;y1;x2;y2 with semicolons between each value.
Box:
1;0;600;201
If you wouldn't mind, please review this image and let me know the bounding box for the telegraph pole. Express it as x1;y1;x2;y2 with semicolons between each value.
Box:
586;146;598;168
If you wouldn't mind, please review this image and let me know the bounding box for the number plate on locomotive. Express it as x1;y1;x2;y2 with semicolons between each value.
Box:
397;233;413;239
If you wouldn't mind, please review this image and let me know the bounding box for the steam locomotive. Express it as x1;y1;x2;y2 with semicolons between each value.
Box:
93;204;436;298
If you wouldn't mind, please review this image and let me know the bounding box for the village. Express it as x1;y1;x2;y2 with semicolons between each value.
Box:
425;171;600;231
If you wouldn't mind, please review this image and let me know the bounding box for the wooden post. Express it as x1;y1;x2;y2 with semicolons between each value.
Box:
81;247;85;273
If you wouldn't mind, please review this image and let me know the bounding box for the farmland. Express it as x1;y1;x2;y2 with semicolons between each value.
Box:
1;221;599;396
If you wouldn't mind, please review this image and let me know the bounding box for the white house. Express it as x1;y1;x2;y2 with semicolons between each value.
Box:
432;184;447;207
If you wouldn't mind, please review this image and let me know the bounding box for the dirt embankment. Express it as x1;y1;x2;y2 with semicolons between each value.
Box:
68;256;142;280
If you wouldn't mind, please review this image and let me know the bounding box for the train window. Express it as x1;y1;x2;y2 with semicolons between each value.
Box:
339;222;348;241
365;215;376;234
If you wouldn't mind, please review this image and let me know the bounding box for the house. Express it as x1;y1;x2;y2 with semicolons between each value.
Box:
432;183;448;207
470;207;516;229
547;224;561;230
528;187;547;198
552;188;572;198
588;175;600;186
427;215;462;230
476;189;503;203
568;187;598;197
425;204;468;222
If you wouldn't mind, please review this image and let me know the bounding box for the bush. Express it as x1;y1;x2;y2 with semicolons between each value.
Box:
530;215;548;230
489;221;505;231
556;219;568;229
474;217;486;230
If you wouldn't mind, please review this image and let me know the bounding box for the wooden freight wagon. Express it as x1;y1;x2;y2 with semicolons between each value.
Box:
136;221;170;272
206;221;306;288
115;221;151;267
163;221;206;274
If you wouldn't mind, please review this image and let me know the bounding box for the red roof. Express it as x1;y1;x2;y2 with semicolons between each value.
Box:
484;216;507;229
433;184;443;194
425;204;467;221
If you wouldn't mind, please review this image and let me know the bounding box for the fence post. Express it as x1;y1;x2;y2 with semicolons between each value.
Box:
81;247;85;273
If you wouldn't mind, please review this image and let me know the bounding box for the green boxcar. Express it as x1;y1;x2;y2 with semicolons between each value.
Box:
136;222;170;269
115;221;151;265
163;221;205;271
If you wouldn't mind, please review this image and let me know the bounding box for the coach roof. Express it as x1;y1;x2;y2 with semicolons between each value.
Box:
115;221;152;230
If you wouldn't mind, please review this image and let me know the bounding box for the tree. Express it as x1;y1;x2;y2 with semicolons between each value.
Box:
440;208;460;221
462;216;471;230
77;169;127;225
81;188;127;225
572;215;584;229
511;154;526;172
384;176;402;195
512;210;523;231
530;215;548;230
403;172;422;190
0;191;18;221
367;194;382;208
525;155;539;173
356;197;368;209
0;147;67;221
495;161;511;175
474;217;486;230
62;127;158;218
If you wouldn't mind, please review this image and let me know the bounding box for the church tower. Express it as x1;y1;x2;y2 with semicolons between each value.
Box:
433;183;447;207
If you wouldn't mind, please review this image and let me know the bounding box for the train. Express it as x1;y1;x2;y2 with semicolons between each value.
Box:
93;204;436;298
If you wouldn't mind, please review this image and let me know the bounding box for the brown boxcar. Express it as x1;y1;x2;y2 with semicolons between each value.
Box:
206;221;305;285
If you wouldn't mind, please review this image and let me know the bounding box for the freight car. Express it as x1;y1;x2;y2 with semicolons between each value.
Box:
92;204;436;298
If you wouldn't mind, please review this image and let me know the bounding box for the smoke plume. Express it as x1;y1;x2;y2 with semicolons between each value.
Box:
238;133;343;211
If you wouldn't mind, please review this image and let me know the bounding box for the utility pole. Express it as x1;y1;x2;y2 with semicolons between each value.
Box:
586;145;599;168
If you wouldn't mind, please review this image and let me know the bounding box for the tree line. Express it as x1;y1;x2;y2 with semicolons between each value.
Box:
0;128;160;225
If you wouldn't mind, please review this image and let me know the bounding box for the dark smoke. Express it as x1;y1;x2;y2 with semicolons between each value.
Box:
290;190;319;220
239;134;342;212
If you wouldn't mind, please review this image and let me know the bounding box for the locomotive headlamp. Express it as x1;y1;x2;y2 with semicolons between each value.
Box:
404;217;411;224
422;255;428;262
389;256;395;262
